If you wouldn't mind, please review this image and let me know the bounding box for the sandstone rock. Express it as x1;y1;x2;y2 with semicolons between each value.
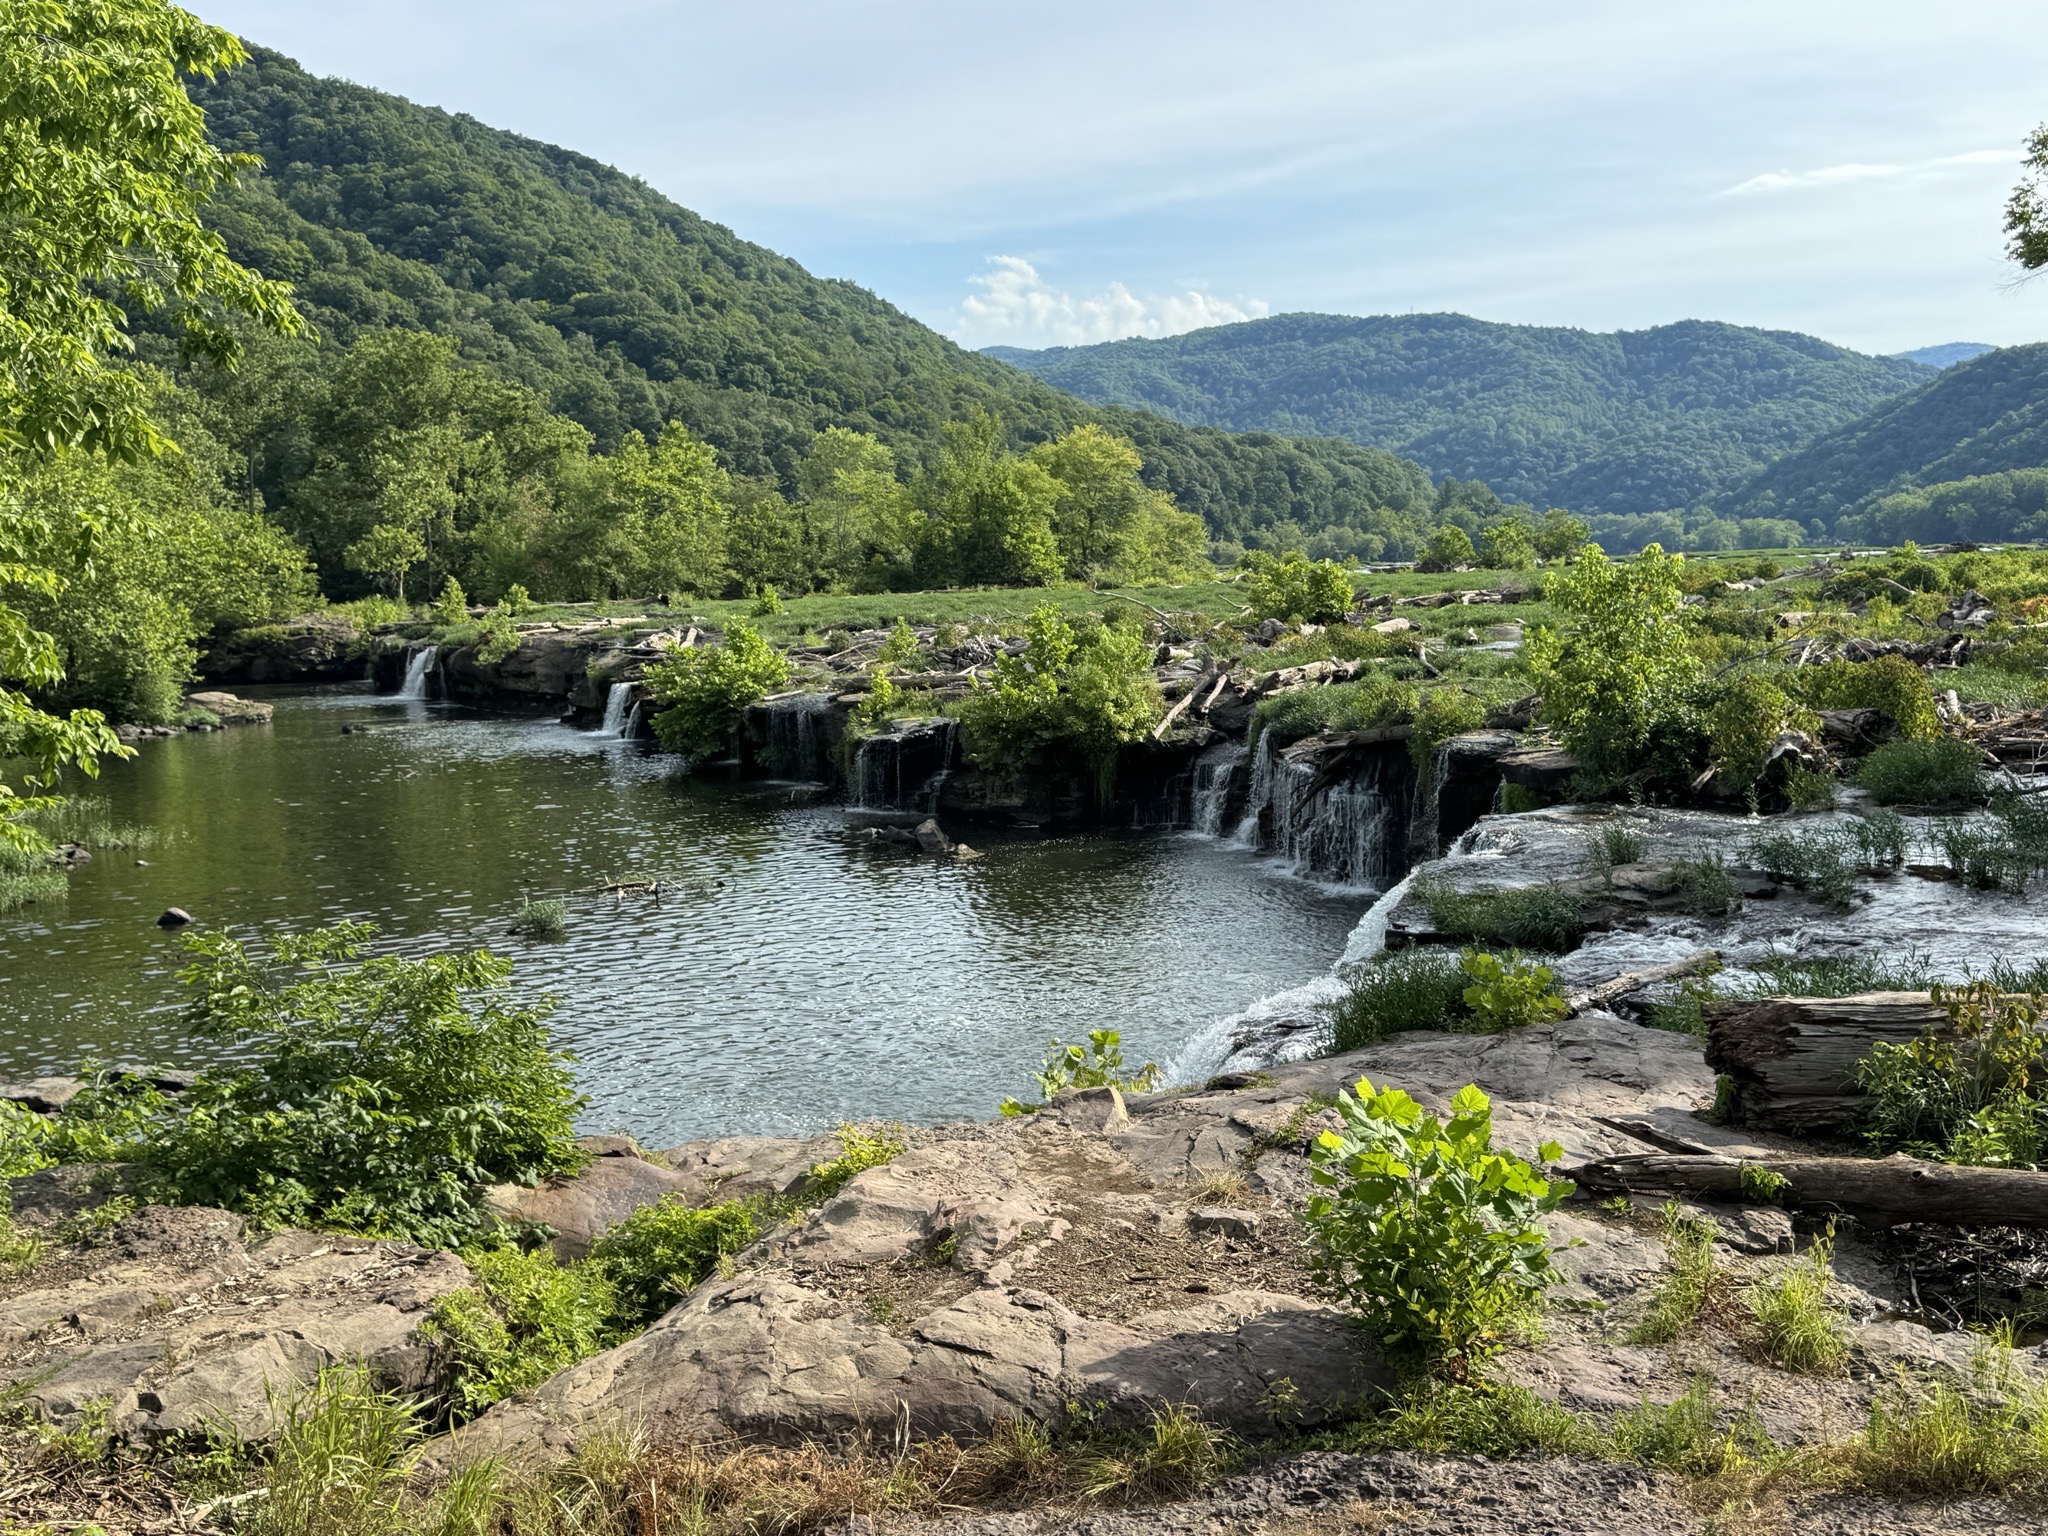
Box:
484;1156;700;1259
1049;1084;1130;1135
575;1133;644;1159
656;1134;841;1203
913;818;953;856
1371;616;1416;635
1187;1206;1261;1239
183;690;273;725
0;1076;83;1112
0;1207;470;1444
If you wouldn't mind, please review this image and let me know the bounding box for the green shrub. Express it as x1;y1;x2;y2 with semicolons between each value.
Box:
1706;675;1818;788
1415;879;1584;949
1852;737;1984;805
1477;518;1537;571
1417;525;1476;572
474;604;521;666
1580;822;1647;875
1784;763;1839;810
957;607;1159;788
1304;1078;1570;1367
805;1124;906;1201
1001;1028;1161;1115
1745;817;1905;910
646;618;791;761
876;617;920;669
1854;1340;2048;1498
500;583;534;617
588;1195;763;1325
1241;550;1354;623
1252;674;1413;745
1322;949;1470;1051
509;897;567;938
134;924;585;1247
1673;852;1738;918
1458;949;1568;1030
425;1244;620;1417
1796;655;1940;739
1857;981;2048;1167
1408;689;1486;768
749;583;784;617
432;576;469;626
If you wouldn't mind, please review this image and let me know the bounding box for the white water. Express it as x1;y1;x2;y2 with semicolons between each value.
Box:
396;645;438;700
1230;733;1402;886
1189;741;1247;838
597;682;633;736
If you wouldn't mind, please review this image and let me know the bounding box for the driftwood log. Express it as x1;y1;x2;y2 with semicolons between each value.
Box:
1703;992;1950;1134
1570;1150;2048;1230
1564;953;1719;1017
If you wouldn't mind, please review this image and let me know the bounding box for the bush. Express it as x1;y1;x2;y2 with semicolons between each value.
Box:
1852;737;1984;805
1796;655;1940;739
432;576;469;625
1477;518;1537;571
1409;688;1486;769
1417;525;1475;572
1252;674;1413;745
647;618;791;761
1304;1078;1570;1367
474;603;520;666
1857;981;2048;1166
1706;675;1817;788
588;1195;764;1325
956;607;1159;787
134;924;585;1246
1415;879;1584;949
1458;949;1567;1030
509;896;566;938
1747;1228;1849;1374
1241;550;1354;623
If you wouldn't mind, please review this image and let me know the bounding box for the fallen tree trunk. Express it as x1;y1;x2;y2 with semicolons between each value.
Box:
1565;953;1719;1016
1703;992;1949;1134
1569;1150;2048;1230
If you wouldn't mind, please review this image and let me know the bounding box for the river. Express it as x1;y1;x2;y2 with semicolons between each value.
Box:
0;688;1374;1146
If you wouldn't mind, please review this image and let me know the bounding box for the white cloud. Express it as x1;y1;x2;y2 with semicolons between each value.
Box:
1721;147;2012;196
958;256;1269;347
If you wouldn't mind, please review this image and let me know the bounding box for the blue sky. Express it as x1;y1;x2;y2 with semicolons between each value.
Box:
203;0;2048;355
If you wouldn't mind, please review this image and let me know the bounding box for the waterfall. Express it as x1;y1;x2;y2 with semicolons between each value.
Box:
1190;741;1248;838
850;718;958;810
1231;732;1406;886
760;693;835;779
598;682;632;736
397;645;438;700
623;700;644;740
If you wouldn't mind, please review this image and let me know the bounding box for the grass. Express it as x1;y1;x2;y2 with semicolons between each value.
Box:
1629;1203;1729;1346
1322;948;1471;1051
1853;1350;2048;1499
1673;852;1738;918
1746;1229;1849;1376
1745;815;1908;910
1580;821;1648;876
803;1123;906;1201
508;897;568;938
1852;737;1987;805
22;794;164;850
1413;878;1585;949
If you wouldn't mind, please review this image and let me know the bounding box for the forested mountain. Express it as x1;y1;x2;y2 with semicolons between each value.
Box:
177;49;1458;554
985;313;1932;515
1730;344;2048;529
1891;343;1998;369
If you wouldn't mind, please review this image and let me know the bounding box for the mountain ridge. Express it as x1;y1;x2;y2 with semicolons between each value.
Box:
984;311;1932;515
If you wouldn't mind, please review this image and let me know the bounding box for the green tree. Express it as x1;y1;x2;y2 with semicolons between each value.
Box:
1478;516;1537;570
344;523;428;603
915;414;1062;588
1420;524;1476;571
957;606;1160;789
0;0;298;848
2010;123;2048;272
1524;544;1703;782
1242;550;1354;622
644;618;789;760
1532;509;1591;560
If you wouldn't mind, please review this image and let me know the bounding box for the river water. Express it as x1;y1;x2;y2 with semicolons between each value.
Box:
0;689;1372;1146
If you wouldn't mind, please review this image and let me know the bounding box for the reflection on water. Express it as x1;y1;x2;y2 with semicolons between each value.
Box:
0;688;1371;1146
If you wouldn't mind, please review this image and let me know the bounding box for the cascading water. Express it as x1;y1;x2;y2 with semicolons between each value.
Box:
623;700;644;740
396;645;438;700
850;719;958;810
1190;741;1249;838
1232;733;1407;886
597;681;633;736
759;693;836;779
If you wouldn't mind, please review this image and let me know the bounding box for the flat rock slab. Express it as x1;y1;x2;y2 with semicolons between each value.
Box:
0;1201;471;1444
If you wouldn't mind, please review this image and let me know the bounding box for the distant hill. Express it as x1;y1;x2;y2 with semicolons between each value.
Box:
1731;344;2048;526
985;313;1932;515
181;50;1456;550
1891;343;1999;369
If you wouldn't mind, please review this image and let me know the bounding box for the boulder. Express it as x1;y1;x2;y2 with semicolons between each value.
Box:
0;1204;471;1445
913;818;954;856
0;1076;83;1112
183;690;273;725
484;1156;701;1259
155;907;192;928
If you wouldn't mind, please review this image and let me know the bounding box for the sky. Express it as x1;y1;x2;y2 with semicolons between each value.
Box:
199;0;2048;356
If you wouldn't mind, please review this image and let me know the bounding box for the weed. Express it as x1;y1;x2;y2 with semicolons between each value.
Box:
1414;878;1584;949
1580;822;1648;877
424;1244;620;1418
0;1204;42;1273
1852;1336;2048;1498
248;1368;421;1536
1458;949;1568;1030
1783;763;1839;810
1858;980;2048;1166
1853;736;1985;805
1342;1378;1604;1459
1673;852;1738;918
589;1196;764;1325
508;897;567;938
1079;1403;1235;1504
56;1195;136;1247
1001;1028;1161;1115
1190;1169;1251;1204
1747;1228;1848;1375
805;1123;906;1201
1740;1164;1790;1205
1630;1203;1728;1346
1304;1078;1571;1369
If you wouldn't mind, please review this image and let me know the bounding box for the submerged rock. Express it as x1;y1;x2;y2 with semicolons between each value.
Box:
154;907;191;928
